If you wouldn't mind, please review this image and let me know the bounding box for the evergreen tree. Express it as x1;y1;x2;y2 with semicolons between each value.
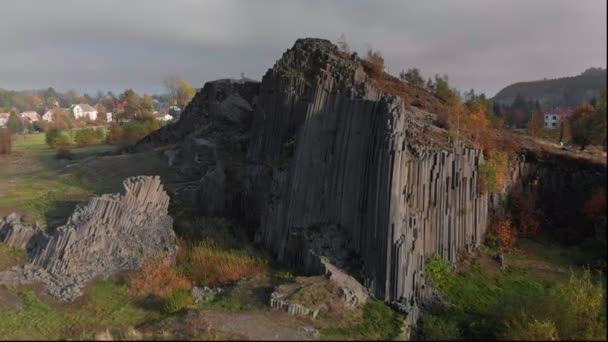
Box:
6;111;23;134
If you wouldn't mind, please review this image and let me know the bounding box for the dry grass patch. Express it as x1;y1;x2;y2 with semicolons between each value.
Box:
178;239;268;287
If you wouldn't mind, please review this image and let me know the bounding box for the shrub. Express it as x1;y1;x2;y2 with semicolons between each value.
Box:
106;124;124;145
551;270;606;340
178;239;268;287
497;270;606;341
0;128;12;155
127;257;192;300
45;128;72;148
501;317;559;341
494;217;517;252
93;127;105;140
320;299;404;340
480;149;508;193
162;288;193;314
509;191;542;236
364;48;385;78
421;315;462;341
107;119;160;146
74;128;97;147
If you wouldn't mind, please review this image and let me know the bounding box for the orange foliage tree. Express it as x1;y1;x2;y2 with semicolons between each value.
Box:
527;111;545;137
509;191;543;236
487;216;517;252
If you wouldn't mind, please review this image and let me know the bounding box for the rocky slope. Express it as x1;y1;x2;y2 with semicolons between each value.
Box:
0;176;175;302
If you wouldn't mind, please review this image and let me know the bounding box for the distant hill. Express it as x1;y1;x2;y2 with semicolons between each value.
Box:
492;68;607;108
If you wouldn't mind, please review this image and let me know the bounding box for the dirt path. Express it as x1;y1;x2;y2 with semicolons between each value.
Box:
193;310;316;340
144;309;318;340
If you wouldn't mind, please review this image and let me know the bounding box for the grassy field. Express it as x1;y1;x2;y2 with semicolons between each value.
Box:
0;279;164;340
0;132;176;227
421;239;607;341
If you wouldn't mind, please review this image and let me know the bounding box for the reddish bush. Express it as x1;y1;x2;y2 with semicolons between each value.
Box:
127;256;192;300
106;124;124;145
509;191;543;236
487;217;517;252
364;48;385;79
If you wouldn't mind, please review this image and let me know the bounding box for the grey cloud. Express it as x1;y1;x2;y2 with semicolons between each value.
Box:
0;0;605;96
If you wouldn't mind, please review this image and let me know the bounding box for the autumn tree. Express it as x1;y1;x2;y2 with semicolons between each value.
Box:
570;103;595;150
63;90;79;107
164;76;195;108
96;103;107;116
527;110;545;136
560;119;572;144
51;107;73;130
399;68;425;87
100;95;115;112
139;95;155;120
433;74;460;106
365;48;385;78
119;89;141;121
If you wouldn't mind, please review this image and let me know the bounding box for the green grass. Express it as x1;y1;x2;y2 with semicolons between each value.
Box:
423;249;607;340
0;279;163;340
320;299;405;340
0;132;175;227
0;243;27;271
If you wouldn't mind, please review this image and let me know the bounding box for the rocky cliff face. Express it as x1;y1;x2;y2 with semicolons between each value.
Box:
139;38;490;312
490;150;606;244
0;176;175;302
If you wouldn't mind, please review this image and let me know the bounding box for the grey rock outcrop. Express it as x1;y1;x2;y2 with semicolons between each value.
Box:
139;38;487;316
269;290;320;319
0;176;175;302
0;213;44;250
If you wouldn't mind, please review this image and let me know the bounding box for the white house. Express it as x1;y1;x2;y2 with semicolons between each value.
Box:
72;104;98;121
544;108;574;130
544;113;560;129
42;109;54;122
106;112;113;123
0;113;9;127
156;113;174;122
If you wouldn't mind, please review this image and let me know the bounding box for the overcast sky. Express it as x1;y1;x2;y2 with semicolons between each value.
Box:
1;0;605;97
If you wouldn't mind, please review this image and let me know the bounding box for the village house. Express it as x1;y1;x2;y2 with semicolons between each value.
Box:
20;111;40;122
71;103;98;121
544;108;574;129
0;113;9;127
156;113;174;122
42;109;54;122
106;112;113;123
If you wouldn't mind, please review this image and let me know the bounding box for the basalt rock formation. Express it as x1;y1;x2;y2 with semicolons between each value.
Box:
136;38;607;331
138;38;489;314
0;176;175;302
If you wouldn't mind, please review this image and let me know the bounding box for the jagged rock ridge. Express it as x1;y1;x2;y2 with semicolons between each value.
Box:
0;176;175;302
